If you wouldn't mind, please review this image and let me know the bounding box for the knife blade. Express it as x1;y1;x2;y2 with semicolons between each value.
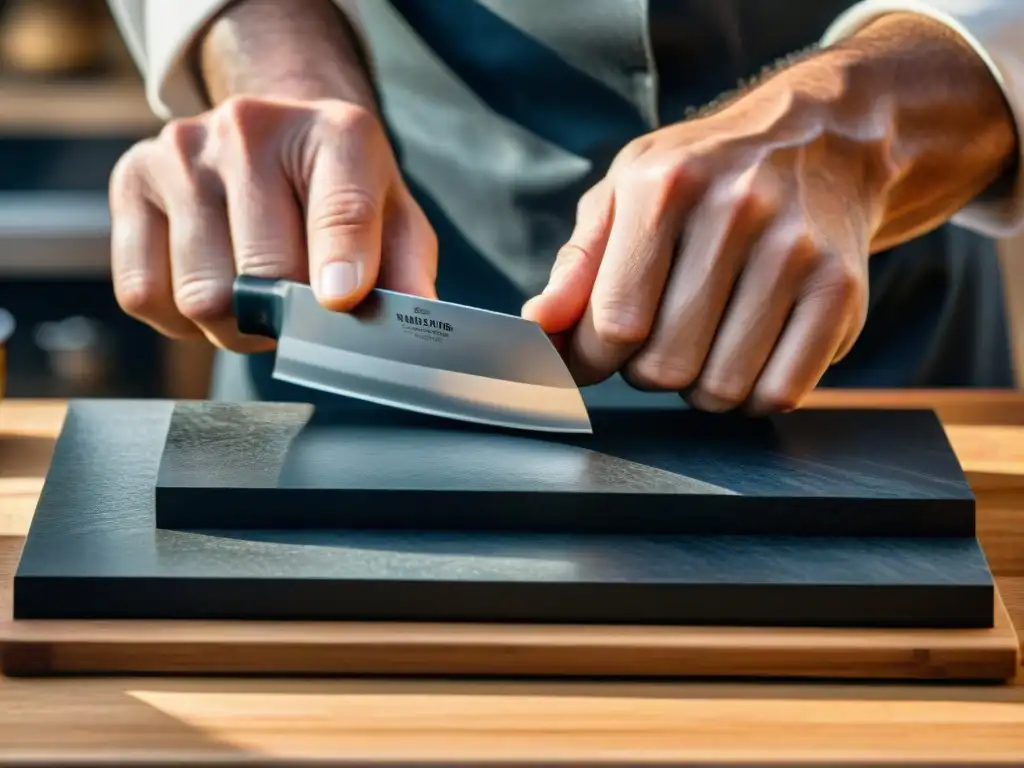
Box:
232;275;592;433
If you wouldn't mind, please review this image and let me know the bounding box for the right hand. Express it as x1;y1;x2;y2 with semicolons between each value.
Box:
109;96;438;352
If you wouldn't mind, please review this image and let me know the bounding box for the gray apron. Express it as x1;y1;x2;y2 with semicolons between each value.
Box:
212;0;1014;405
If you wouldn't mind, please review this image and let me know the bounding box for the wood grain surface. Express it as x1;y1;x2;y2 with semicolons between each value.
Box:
2;394;1024;765
1;528;1016;678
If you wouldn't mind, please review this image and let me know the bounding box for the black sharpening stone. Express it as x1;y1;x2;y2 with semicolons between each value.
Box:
12;400;994;627
154;400;976;537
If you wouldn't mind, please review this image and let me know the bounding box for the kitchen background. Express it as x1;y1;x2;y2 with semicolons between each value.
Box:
0;0;1022;401
0;0;210;400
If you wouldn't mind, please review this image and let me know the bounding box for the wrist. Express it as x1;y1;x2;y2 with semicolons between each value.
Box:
782;12;1017;249
198;0;377;110
709;49;901;236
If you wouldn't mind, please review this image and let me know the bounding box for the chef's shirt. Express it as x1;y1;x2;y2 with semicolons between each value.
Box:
106;0;1024;403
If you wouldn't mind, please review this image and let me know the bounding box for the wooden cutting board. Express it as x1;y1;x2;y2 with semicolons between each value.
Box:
0;536;1018;680
2;399;1019;680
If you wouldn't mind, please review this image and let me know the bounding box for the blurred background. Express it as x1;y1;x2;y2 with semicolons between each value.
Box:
0;0;211;401
0;0;1022;402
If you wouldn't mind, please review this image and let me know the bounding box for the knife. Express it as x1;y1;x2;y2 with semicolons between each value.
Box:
232;275;592;434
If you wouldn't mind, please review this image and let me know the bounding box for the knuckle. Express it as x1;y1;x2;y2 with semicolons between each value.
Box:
214;96;285;162
320;102;381;141
158;118;205;163
611;137;652;171
310;186;380;232
731;185;777;222
109;141;152;200
174;275;231;323
752;385;802;413
696;376;747;408
114;271;163;317
628;354;699;391
759;223;823;277
612;158;695;227
156;119;211;197
621;155;692;204
708;174;777;230
655;160;695;202
785;233;824;272
218;95;265;129
815;260;864;305
592;301;651;347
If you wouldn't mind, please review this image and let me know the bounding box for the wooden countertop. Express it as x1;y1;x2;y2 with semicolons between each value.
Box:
1;393;1024;766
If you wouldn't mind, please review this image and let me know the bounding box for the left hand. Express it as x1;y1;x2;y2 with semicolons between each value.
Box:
522;68;896;414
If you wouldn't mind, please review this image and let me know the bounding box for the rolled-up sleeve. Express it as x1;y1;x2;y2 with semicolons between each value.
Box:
107;0;232;119
822;0;1024;238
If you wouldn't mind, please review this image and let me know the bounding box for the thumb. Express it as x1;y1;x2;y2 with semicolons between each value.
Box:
305;148;386;312
377;187;439;299
522;180;612;333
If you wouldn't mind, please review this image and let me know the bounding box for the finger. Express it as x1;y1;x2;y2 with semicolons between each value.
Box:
623;169;777;392
569;162;704;385
831;271;869;363
797;166;871;365
109;148;199;339
686;227;819;412
521;179;613;333
746;271;860;414
222;152;309;285
169;194;274;353
377;185;439;298
112;200;201;339
156;148;273;353
305;136;389;312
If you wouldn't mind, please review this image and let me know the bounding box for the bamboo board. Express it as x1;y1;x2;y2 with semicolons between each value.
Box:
0;538;1017;680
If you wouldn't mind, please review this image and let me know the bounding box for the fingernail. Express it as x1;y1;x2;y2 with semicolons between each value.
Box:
320;261;361;298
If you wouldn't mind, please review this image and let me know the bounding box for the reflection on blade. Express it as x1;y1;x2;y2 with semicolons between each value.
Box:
284;284;582;389
274;335;593;433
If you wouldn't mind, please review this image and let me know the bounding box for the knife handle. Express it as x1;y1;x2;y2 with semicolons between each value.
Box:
233;275;289;340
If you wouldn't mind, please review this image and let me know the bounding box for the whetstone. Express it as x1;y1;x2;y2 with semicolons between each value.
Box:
11;400;995;628
154;400;976;537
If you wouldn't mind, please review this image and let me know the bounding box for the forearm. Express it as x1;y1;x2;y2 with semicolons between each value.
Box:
805;12;1017;251
198;0;377;110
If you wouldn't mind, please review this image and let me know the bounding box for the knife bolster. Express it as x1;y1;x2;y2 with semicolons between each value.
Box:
233;275;288;339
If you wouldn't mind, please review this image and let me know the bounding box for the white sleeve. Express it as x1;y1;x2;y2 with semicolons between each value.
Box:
106;0;234;119
822;0;1024;238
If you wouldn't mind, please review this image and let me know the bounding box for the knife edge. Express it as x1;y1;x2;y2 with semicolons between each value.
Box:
275;335;593;433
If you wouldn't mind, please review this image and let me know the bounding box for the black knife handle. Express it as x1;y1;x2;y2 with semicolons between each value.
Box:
233;275;289;339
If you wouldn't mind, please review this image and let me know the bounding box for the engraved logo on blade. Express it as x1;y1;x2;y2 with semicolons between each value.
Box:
396;306;453;343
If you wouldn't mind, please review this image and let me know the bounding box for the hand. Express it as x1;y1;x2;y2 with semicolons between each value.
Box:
523;70;897;414
109;96;437;352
